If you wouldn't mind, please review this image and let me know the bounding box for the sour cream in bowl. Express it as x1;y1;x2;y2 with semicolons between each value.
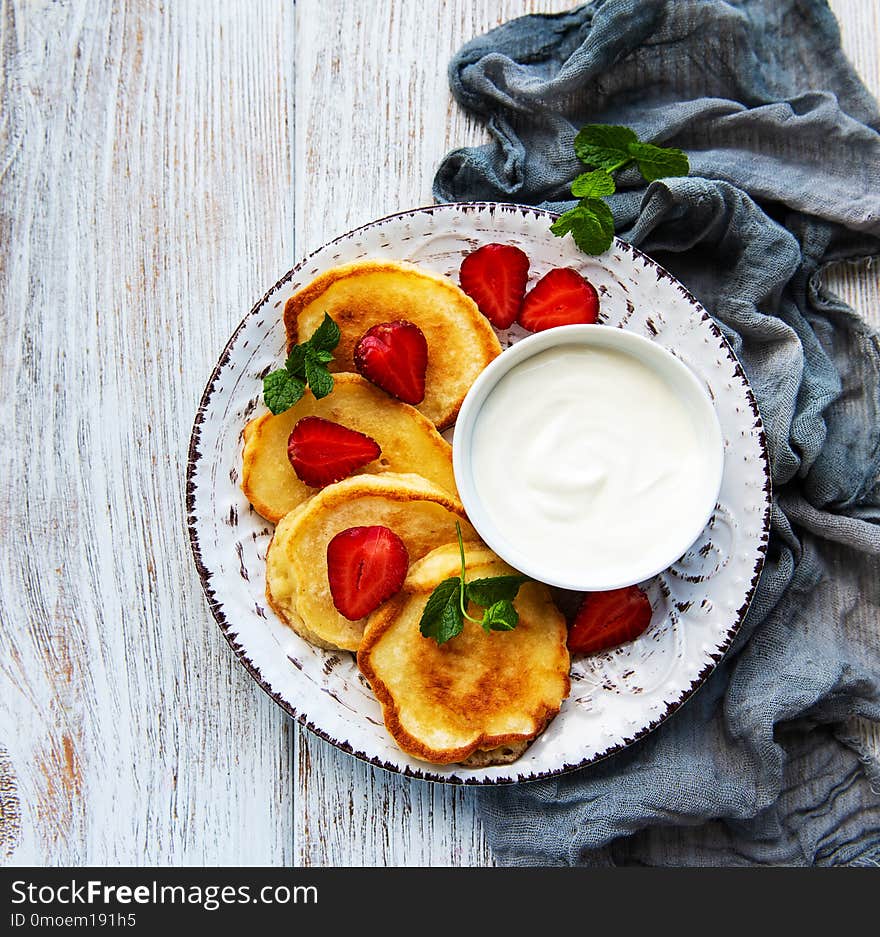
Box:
453;324;724;591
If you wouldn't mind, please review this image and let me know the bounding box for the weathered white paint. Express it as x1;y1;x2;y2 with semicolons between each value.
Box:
0;0;297;865
0;0;876;867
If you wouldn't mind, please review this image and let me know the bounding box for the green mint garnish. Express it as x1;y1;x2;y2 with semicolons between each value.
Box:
481;599;519;633
553;124;691;256
419;577;465;646
550;200;615;255
626;141;689;182
466;574;529;608
263;369;306;413
262;312;340;414
573;124;639;172
570;168;616;199
307;313;341;353
304;354;334;400
418;522;528;646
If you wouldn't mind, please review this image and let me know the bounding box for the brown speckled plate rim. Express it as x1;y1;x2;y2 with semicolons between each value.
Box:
185;201;772;786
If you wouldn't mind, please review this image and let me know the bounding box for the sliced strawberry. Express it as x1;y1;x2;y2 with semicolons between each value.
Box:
459;243;530;329
327;525;409;620
353;320;428;405
287;416;380;488
518;267;599;332
567;585;652;655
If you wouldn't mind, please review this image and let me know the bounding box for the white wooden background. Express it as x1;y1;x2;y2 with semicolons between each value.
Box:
1;0;877;867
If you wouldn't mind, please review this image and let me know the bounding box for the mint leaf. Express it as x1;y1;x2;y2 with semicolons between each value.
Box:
467;575;528;608
264;312;342;414
555;123;691;259
570;169;615;199
420;523;527;644
483;599;519;632
419;577;464;645
574;124;638;171
308;312;341;353
305;356;334;399
263;369;305;415
550;210;578;239
285;344;308;378
456;520;526;634
585;198;615;237
551;199;615;255
627;141;689;182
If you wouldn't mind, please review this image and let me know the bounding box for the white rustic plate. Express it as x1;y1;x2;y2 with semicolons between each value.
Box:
186;202;771;784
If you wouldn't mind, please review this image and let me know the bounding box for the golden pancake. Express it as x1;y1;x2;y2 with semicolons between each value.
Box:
283;260;501;429
242;373;456;523
358;543;570;766
265;473;475;652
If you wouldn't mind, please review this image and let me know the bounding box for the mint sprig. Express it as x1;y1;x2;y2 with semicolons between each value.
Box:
552;124;690;256
626;141;689;182
573;124;639;172
570;168;615;199
550;200;614;255
420;578;463;645
263;312;341;414
418;523;528;645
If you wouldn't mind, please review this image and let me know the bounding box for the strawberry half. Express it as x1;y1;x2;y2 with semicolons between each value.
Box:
518;267;599;332
327;525;409;620
287;416;380;488
353;320;428;405
567;585;652;655
459;243;530;329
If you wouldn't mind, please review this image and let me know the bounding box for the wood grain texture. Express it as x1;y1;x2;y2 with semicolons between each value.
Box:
0;0;296;865
0;0;876;868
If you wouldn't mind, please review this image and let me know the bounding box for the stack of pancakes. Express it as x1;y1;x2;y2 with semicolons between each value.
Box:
241;260;570;766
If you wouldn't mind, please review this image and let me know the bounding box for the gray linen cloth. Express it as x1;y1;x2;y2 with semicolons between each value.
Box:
433;0;880;866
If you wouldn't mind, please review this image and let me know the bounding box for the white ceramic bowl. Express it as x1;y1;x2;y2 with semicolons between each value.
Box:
453;323;725;591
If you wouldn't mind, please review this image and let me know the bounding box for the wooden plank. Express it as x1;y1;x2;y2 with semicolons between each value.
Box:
0;0;296;864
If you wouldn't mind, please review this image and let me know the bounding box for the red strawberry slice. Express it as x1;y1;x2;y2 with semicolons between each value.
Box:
567;585;652;655
353;320;428;405
287;416;380;488
459;243;530;329
518;267;599;332
327;525;409;620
